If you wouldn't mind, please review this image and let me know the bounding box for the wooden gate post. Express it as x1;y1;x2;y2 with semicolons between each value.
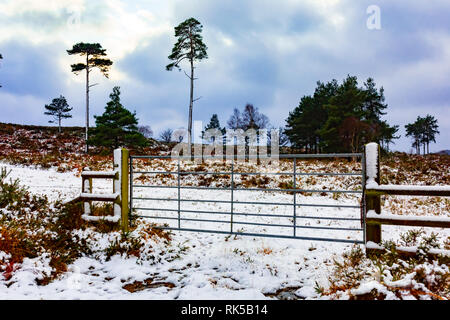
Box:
114;148;129;233
82;172;93;215
364;142;381;244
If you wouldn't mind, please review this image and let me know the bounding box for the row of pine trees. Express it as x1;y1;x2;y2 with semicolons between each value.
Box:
285;76;398;154
196;75;439;155
40;68;441;155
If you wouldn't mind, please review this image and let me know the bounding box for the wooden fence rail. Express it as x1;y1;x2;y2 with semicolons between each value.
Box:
67;148;129;232
363;142;450;256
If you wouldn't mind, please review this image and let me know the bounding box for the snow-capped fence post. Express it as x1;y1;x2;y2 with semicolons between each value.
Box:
363;143;450;257
82;169;93;215
114;148;129;233
364;142;381;244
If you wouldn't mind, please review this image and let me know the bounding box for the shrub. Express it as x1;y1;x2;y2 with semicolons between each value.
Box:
323;232;450;300
0;167;28;209
105;233;144;261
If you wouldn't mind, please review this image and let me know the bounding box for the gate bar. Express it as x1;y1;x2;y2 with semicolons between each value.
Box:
131;197;361;208
137;215;363;232
132;184;362;194
151;227;364;244
132;170;362;177
133;207;361;221
130;153;363;159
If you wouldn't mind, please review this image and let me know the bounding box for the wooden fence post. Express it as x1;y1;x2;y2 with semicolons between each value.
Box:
364;142;381;244
114;148;129;233
121;148;129;233
82;171;93;215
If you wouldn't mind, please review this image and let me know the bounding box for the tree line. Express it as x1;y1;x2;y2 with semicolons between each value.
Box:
284;76;399;153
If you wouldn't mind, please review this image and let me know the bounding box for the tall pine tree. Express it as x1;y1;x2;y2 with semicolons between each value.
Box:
166;18;208;152
67;43;113;153
422;114;439;154
89;87;147;150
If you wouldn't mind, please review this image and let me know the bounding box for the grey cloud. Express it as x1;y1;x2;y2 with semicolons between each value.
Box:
116;36;175;85
0;0;449;151
0;40;67;98
0;9;68;33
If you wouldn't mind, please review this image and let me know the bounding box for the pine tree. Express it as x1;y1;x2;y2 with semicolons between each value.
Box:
362;78;387;124
204;114;221;131
67;42;113;153
405;115;439;155
379;121;400;152
320;75;366;153
285;80;338;153
203;114;226;143
89;87;147;150
166;18;208;152
405;118;424;155
44;95;73;133
284;96;311;150
422;114;439;154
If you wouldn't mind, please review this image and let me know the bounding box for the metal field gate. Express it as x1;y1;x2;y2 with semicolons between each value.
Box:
129;153;366;244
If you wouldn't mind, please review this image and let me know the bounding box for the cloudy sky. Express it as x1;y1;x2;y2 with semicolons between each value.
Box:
0;0;449;152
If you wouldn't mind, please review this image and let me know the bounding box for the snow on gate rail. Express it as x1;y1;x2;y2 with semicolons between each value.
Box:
129;153;366;244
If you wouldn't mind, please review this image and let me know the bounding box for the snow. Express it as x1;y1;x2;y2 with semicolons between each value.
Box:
0;164;83;202
81;214;121;223
366;210;450;222
366;242;450;256
368;184;450;192
350;280;398;300
365;142;379;187
295;286;319;299
0;251;11;262
0;161;448;300
79;192;119;199
0;162;353;299
81;171;118;177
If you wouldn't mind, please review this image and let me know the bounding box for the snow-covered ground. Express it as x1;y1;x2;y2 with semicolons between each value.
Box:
0;162;448;299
